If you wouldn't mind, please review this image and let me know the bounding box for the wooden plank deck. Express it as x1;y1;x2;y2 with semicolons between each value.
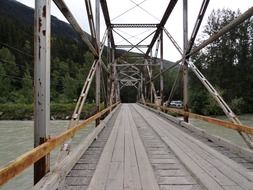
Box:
60;104;253;190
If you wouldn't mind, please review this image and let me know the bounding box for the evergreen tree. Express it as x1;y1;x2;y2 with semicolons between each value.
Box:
190;9;253;114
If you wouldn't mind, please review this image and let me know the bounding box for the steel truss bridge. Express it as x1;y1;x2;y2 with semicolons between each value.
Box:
1;0;253;189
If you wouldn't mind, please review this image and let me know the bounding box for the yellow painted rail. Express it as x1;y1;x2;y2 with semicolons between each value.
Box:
0;102;119;186
144;102;253;135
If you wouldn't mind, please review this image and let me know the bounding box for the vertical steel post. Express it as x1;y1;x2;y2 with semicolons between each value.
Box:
150;52;153;103
34;0;50;184
109;49;115;107
144;81;147;101
160;31;164;105
113;55;117;102
95;0;100;126
141;72;144;102
183;0;189;122
107;28;112;106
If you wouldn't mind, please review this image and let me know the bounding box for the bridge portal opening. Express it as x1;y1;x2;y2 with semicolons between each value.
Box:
120;86;138;103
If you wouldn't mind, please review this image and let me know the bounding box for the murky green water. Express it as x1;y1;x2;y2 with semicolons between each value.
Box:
0;120;94;190
190;114;253;148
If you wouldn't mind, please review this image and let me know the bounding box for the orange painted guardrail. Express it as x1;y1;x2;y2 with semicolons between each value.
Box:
0;102;120;186
144;102;253;135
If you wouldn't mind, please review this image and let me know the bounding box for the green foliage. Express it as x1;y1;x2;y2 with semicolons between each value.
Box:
190;8;253;115
0;104;33;120
230;97;245;115
204;94;223;116
0;12;97;106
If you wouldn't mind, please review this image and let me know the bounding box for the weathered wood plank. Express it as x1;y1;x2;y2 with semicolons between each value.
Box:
127;114;143;190
105;108;125;190
87;108;123;190
159;184;202;190
123;108;141;190
127;106;160;190
134;104;253;190
157;176;196;185
105;162;124;190
133;104;223;190
65;177;89;186
111;109;125;162
156;169;187;177
157;115;253;189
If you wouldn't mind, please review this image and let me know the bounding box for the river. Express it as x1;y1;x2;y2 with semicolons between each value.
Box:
0;120;94;190
0;115;253;190
190;114;253;148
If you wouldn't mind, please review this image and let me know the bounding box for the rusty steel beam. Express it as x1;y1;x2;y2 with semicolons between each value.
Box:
85;0;98;51
145;103;253;136
34;0;51;184
145;0;178;57
53;0;98;56
186;0;209;54
0;103;120;186
100;0;115;48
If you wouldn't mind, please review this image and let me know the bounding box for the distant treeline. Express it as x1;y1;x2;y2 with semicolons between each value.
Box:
0;5;253;118
189;9;253;115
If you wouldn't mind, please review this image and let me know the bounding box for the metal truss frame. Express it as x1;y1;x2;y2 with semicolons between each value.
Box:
34;0;253;182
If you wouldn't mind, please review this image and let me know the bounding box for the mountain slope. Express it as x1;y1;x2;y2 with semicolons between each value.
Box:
0;0;78;39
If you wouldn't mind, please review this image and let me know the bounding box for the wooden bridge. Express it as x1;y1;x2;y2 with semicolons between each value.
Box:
1;0;253;189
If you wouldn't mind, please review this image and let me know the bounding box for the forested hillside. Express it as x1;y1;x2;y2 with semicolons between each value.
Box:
0;0;96;105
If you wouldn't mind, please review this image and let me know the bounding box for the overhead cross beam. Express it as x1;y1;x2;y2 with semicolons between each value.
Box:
112;23;158;28
115;45;149;48
145;0;178;57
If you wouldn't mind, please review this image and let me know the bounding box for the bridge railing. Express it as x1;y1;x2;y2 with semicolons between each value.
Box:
143;102;253;136
0;102;119;186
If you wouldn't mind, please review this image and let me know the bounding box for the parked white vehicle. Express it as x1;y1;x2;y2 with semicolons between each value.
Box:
169;100;183;108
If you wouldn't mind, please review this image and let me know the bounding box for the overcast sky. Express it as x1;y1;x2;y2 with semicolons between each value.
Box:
17;0;252;61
